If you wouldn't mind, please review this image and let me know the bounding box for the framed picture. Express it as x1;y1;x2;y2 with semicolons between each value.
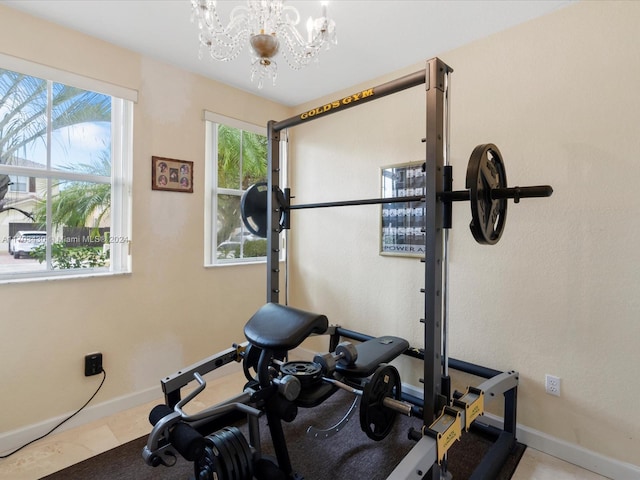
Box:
380;161;426;257
152;156;193;193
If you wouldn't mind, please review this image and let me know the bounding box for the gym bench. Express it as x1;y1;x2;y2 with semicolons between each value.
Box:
142;302;411;480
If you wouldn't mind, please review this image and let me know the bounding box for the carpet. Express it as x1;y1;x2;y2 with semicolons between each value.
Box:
41;390;525;480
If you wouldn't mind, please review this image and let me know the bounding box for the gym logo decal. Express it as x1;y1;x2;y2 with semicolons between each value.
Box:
300;88;375;120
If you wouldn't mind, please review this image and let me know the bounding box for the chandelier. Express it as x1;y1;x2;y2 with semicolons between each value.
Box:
190;1;337;88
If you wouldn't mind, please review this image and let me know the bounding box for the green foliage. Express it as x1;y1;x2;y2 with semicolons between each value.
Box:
0;69;111;165
31;242;109;269
33;154;111;228
243;239;267;257
216;239;267;260
216;125;268;244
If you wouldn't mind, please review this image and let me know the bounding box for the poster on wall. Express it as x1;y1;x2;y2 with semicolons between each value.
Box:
380;161;426;257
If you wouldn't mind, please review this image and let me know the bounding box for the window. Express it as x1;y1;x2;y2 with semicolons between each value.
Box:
0;57;134;282
204;112;285;265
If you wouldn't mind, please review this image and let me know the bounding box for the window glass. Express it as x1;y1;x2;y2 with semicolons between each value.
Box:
0;66;132;281
205;114;283;265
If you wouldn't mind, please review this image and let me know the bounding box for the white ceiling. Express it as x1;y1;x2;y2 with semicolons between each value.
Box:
1;0;575;107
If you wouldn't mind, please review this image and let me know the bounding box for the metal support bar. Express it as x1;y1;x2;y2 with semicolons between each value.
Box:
161;345;244;405
272;70;427;131
289;195;424;210
267;120;281;303
476;370;519;398
386;436;438;480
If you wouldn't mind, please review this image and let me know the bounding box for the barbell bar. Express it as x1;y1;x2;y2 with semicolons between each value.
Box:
241;143;553;245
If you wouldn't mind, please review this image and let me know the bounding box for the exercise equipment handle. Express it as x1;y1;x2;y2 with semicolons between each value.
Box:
491;185;553;202
148;405;206;462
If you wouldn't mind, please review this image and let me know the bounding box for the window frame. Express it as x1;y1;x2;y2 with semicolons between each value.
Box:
204;111;286;266
0;54;135;283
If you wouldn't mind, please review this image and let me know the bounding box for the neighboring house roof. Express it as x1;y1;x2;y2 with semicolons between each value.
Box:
3;156;45;169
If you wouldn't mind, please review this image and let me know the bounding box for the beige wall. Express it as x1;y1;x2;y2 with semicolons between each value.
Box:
2;0;639;471
290;0;639;468
0;5;291;434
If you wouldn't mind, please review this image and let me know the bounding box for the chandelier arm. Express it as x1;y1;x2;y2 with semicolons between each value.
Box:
191;0;336;87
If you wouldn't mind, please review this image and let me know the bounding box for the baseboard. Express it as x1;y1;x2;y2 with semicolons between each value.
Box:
0;384;160;455
0;362;242;455
402;383;640;480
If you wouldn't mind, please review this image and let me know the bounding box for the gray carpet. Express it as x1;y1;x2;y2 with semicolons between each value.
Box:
41;389;525;480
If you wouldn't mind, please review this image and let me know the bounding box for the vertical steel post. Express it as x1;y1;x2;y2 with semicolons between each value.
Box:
423;57;452;479
267;120;281;303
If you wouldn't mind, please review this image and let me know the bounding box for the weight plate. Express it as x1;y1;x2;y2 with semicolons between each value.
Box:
194;438;225;480
219;428;245;480
242;344;262;382
280;361;323;388
227;427;254;480
241;182;286;238
209;430;236;480
359;364;402;441
466;143;508;245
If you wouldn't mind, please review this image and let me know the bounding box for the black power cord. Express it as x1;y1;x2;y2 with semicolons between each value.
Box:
0;369;107;459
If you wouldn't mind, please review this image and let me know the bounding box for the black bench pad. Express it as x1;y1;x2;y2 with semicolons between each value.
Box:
336;336;409;378
244;303;328;351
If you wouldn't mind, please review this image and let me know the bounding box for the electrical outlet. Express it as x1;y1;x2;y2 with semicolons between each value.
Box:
84;352;103;376
545;374;561;396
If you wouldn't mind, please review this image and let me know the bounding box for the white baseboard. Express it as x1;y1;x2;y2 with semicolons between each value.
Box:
0;362;242;456
0;384;160;455
402;383;640;480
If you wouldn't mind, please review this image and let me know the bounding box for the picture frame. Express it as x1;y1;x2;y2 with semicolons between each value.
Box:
151;156;193;193
380;161;426;257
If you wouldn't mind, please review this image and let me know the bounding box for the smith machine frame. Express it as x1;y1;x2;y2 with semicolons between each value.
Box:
264;58;519;479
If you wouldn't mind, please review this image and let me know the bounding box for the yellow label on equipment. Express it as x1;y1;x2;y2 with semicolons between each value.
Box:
428;407;462;463
456;387;485;431
299;88;375;120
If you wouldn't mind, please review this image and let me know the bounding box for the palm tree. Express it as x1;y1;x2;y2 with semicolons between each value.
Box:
217;125;268;243
32;153;111;228
0;69;111;166
0;68;112;224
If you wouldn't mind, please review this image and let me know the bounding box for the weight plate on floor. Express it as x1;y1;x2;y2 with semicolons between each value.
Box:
466;143;508;245
359;364;402;441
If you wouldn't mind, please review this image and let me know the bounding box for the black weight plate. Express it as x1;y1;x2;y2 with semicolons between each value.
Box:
242;344;262;382
241;182;269;238
227;427;254;480
241;182;286;238
359;364;402;441
281;361;323;388
223;427;253;480
194;438;225;480
209;430;236;480
466;143;508;245
221;427;246;480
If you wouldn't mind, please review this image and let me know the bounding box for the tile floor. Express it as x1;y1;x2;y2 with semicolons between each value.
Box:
0;371;609;480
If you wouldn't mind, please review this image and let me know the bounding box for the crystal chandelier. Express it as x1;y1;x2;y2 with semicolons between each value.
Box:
191;1;337;88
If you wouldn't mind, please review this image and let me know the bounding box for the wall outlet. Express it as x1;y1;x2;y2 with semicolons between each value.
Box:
545;374;561;396
84;352;103;376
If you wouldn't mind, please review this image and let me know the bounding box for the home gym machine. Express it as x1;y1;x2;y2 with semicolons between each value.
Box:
142;57;552;479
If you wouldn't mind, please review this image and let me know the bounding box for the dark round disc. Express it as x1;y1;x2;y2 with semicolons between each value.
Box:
281;361;323;388
359;364;402;441
466;143;508;245
241;182;269;238
194;438;225;480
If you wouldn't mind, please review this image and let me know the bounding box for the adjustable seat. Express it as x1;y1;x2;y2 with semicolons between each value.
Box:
336;336;409;378
244;303;329;351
